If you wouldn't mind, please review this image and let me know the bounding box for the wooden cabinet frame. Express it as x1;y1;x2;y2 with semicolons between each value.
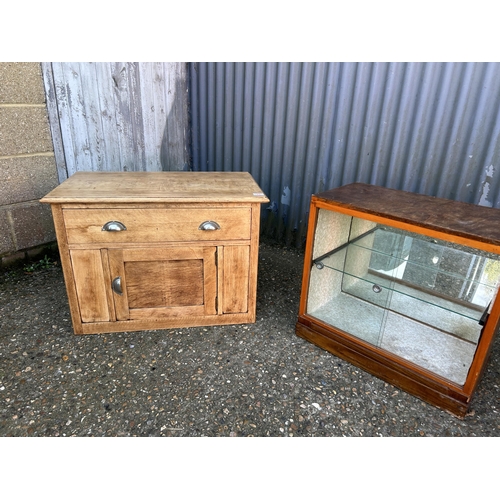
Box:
41;172;268;335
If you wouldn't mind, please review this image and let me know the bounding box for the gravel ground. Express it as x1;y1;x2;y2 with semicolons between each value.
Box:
1;240;499;437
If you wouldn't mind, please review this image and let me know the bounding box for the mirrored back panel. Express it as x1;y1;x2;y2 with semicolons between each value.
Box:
307;212;500;385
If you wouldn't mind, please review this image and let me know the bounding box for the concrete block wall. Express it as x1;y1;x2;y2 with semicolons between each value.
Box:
0;62;59;266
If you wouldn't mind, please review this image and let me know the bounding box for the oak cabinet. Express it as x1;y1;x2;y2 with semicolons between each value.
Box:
41;171;268;335
296;183;500;417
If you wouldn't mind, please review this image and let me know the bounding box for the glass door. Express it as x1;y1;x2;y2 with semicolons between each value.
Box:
343;219;500;384
306;209;500;385
306;210;391;346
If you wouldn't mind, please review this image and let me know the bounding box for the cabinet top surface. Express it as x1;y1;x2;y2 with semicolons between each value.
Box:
314;182;500;247
40;171;269;204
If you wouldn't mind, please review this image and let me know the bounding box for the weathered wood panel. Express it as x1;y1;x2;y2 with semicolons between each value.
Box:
222;245;250;313
69;249;110;323
43;62;189;177
125;259;204;308
62;207;251;244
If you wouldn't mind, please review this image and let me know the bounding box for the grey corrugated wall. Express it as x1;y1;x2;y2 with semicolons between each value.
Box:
189;62;500;247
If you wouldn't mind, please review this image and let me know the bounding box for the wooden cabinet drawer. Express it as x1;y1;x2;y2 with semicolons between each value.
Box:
63;207;251;244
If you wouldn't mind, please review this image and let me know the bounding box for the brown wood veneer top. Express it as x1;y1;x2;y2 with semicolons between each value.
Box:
40;171;269;204
314;183;500;247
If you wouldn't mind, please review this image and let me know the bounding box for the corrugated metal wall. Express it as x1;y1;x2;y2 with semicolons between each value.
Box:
189;62;500;247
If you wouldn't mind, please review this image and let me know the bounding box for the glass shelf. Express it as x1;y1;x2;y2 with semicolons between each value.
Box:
307;217;500;385
313;224;500;323
298;184;500;413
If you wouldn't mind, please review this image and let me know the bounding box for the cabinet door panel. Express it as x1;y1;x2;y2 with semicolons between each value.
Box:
125;259;204;308
108;246;217;320
70;249;110;323
108;250;129;321
222;245;250;314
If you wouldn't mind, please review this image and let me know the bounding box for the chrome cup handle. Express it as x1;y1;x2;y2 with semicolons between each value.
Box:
112;276;123;295
102;221;127;232
198;221;221;231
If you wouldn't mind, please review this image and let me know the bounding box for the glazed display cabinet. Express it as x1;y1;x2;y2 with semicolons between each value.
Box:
41;171;268;335
296;183;500;417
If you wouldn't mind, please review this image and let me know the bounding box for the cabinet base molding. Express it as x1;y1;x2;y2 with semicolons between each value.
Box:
80;312;256;335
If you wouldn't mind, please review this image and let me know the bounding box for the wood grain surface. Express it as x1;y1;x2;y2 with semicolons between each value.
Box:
62;207;251;244
40;171;270;204
42;171;266;334
315;183;500;248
